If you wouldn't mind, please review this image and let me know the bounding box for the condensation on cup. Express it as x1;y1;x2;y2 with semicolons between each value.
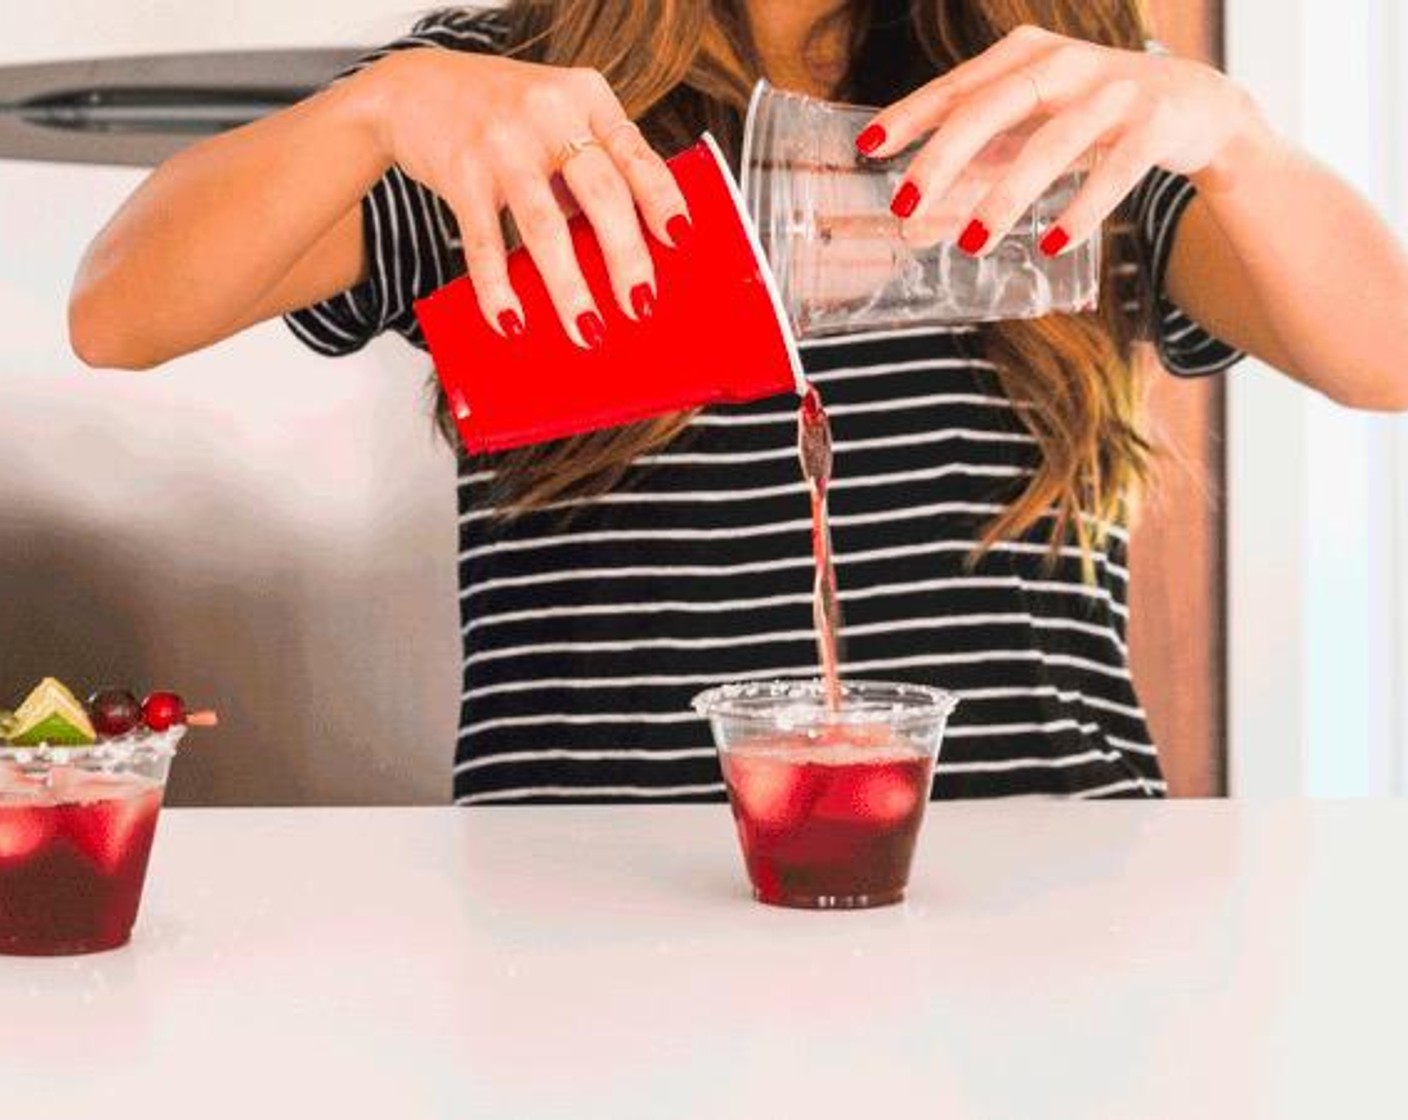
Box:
741;80;1102;338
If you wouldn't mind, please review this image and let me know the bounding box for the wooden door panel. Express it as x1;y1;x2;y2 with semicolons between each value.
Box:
1126;0;1226;796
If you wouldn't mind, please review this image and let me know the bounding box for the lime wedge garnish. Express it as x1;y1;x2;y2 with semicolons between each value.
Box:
6;677;96;746
9;711;95;746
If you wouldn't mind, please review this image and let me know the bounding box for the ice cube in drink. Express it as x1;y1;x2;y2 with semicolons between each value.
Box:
719;728;934;909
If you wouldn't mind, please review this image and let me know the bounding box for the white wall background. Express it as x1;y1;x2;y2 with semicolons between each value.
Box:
1226;0;1408;796
0;3;465;806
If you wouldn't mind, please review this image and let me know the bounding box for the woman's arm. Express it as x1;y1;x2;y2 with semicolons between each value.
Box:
70;49;688;368
67;75;380;371
69;74;382;369
856;25;1408;411
1170;119;1408;409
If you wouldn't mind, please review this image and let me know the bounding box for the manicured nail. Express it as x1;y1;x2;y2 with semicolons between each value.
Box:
496;309;525;339
576;311;606;350
855;123;887;156
666;214;692;248
958;219;990;255
1039;225;1071;257
890;181;921;219
629;283;656;322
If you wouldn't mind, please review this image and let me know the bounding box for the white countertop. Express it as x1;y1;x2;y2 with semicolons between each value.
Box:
1;802;1405;1119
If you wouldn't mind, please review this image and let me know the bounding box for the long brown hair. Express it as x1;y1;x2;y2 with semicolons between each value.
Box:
446;0;1155;563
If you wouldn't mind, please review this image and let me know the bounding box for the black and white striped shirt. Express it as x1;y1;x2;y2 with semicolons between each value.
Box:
287;11;1243;804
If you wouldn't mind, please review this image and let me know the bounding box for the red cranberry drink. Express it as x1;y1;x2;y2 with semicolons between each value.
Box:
0;770;165;955
0;677;214;955
722;728;932;907
694;680;957;909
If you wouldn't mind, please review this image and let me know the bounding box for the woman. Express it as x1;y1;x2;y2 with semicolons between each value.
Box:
69;3;1408;804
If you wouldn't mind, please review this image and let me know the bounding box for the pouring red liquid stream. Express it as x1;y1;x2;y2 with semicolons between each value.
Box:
798;384;843;710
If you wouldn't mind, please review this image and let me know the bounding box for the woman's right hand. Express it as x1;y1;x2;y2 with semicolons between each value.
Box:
362;49;690;347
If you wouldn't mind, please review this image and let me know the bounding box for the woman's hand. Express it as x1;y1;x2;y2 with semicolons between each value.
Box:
364;49;689;346
856;24;1262;257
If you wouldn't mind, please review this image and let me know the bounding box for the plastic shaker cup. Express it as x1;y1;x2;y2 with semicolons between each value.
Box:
740;80;1101;338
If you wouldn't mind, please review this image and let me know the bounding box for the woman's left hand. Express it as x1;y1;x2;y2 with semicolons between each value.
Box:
856;24;1260;256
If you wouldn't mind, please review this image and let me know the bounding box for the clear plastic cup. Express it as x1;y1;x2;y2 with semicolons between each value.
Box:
740;80;1100;338
693;679;957;909
0;731;180;955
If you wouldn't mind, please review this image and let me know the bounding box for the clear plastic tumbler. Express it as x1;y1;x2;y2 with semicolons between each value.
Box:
0;733;178;955
693;679;957;909
740;80;1100;338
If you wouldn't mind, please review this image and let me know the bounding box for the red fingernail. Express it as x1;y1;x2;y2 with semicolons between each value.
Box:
855;123;887;156
576;311;606;350
958;219;990;255
629;283;655;322
890;181;921;219
666;214;692;248
1039;225;1070;257
497;309;525;339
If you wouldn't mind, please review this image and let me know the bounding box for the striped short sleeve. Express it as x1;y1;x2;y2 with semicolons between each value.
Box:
283;10;505;356
1129;167;1245;378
